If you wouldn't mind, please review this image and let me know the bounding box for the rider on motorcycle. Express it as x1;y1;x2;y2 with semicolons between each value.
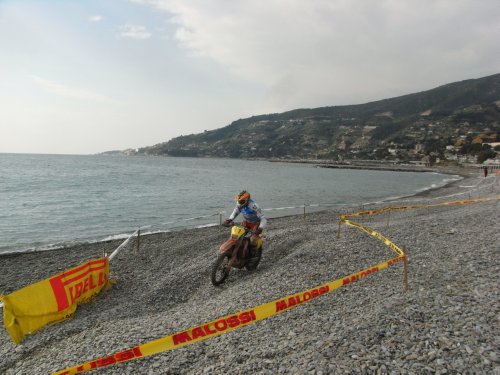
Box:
225;190;267;254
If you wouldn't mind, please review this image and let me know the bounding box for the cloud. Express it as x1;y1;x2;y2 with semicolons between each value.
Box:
31;76;121;105
135;0;500;108
118;24;152;39
88;15;103;22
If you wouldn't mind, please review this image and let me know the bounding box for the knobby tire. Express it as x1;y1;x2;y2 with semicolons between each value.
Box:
211;252;231;286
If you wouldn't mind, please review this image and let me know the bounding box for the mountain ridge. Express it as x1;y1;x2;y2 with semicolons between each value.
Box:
113;73;500;162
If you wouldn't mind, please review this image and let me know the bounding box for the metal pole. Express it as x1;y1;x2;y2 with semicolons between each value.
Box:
303;204;306;220
386;208;391;228
337;216;342;239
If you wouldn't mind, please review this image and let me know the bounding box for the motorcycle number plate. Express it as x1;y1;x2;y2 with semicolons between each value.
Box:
231;226;246;237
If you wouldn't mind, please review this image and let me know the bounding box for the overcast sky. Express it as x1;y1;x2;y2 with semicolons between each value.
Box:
1;0;499;155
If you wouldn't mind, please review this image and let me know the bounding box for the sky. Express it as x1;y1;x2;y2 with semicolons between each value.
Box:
1;0;499;155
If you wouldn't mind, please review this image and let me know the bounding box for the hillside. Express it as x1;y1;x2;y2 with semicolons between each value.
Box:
125;74;500;162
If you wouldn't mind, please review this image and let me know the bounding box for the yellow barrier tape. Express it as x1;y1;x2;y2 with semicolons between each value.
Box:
53;196;499;374
341;219;405;256
53;254;404;374
339;197;499;258
340;196;499;220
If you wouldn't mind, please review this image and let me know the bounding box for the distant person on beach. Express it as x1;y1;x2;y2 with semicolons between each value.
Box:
482;166;488;178
225;190;267;253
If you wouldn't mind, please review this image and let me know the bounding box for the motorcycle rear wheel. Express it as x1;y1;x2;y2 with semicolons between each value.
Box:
211;253;231;286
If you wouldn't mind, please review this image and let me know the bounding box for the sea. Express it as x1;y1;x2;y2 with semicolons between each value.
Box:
0;153;460;254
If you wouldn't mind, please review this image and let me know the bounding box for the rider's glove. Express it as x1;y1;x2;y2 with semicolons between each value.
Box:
254;227;263;235
225;219;233;225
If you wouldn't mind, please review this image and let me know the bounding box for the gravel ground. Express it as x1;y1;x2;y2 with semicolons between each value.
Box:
0;167;499;375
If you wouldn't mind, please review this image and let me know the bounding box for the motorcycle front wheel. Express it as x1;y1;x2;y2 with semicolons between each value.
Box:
211;253;231;286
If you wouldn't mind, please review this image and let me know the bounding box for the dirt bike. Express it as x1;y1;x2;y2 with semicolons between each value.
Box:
211;223;263;286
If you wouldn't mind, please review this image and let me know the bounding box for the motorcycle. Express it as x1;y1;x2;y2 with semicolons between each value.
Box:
211;223;263;286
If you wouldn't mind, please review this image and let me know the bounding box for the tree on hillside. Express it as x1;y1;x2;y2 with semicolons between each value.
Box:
475;144;496;163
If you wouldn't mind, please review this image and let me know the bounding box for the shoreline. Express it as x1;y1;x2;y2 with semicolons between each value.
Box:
0;164;477;258
0;166;485;282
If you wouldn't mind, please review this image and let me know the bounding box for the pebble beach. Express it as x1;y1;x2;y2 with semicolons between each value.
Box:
0;166;499;375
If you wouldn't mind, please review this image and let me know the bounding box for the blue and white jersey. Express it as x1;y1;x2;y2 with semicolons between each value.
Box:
229;199;267;228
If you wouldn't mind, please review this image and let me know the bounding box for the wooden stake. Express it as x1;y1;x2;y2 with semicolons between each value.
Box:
403;256;409;291
136;228;141;254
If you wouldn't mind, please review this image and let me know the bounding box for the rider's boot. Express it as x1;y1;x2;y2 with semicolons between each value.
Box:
249;244;256;257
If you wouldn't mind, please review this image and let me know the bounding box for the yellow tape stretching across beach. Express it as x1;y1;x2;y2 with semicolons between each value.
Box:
52;196;498;374
53;255;405;375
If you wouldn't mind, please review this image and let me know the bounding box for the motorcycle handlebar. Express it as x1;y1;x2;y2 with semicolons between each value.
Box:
221;222;255;235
